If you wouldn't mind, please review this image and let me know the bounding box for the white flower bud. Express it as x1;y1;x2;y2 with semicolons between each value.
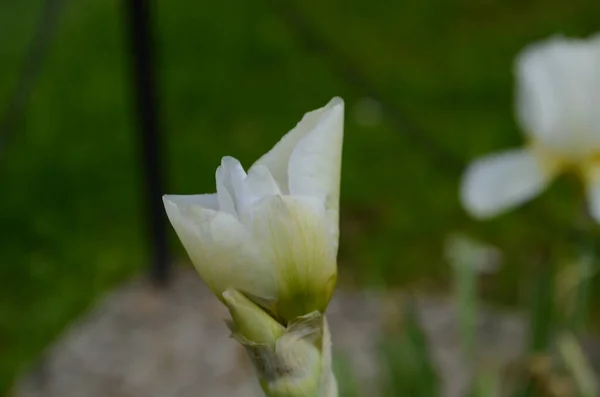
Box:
163;98;344;321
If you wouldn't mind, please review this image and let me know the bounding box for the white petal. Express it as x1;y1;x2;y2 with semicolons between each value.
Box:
250;195;330;256
288;98;344;247
245;165;281;198
233;165;282;224
288;97;344;202
249;195;336;316
215;156;247;216
250;97;345;194
162;194;219;210
585;165;600;223
163;196;277;301
515;34;600;155
460;149;555;219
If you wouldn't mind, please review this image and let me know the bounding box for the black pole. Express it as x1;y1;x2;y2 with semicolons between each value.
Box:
124;0;170;285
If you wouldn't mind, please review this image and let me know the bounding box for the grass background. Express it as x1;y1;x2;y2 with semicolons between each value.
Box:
0;0;599;394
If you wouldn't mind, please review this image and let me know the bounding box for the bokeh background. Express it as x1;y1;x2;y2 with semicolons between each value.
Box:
1;0;599;394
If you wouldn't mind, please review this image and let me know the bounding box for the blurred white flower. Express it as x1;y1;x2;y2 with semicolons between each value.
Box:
163;97;344;322
461;33;600;220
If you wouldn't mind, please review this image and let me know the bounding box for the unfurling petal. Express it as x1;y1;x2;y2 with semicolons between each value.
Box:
215;156;247;216
250;195;337;322
163;196;277;301
161;193;219;210
288;98;344;221
461;149;556;219
251;97;345;197
236;165;282;223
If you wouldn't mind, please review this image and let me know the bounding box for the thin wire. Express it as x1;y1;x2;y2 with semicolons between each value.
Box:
269;0;582;243
268;0;467;174
0;0;67;158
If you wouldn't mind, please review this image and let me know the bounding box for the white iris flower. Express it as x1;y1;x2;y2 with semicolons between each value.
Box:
461;34;600;220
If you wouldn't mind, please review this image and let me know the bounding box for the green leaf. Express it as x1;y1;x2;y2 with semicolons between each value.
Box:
379;299;440;397
332;351;360;397
529;254;556;354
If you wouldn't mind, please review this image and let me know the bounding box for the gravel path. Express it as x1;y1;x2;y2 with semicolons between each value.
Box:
13;266;527;397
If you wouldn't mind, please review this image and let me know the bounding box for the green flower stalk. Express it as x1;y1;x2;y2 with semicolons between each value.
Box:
163;98;344;396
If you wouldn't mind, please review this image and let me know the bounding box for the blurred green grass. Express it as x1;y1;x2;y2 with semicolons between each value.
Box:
0;0;599;394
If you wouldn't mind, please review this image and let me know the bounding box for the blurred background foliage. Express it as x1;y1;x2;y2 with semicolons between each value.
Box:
0;0;599;394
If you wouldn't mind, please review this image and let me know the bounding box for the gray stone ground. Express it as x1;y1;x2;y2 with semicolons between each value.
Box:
13;266;528;397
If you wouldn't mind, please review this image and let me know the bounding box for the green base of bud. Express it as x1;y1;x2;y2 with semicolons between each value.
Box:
223;289;337;397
